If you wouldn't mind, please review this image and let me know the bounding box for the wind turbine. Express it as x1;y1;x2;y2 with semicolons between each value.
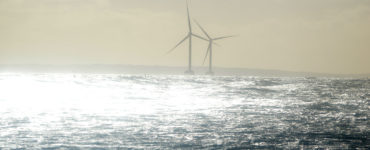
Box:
167;0;207;75
194;20;234;75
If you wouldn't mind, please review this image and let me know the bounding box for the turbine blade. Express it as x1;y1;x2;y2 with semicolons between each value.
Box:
194;19;211;39
203;43;211;65
213;35;235;41
186;0;192;32
167;35;189;54
192;33;208;41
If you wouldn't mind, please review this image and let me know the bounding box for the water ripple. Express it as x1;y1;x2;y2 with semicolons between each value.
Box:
0;73;368;149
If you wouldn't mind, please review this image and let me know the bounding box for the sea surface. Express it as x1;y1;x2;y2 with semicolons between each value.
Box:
0;73;368;149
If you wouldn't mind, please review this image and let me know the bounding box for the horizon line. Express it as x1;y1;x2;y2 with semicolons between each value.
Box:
0;64;369;76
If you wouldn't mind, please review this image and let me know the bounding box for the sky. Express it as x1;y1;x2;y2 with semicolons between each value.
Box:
0;0;369;74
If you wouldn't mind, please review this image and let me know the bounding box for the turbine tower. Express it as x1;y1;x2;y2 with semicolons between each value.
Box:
194;20;234;75
167;0;207;75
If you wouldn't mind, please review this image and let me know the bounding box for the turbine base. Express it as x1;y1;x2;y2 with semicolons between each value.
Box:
184;70;195;75
206;71;214;75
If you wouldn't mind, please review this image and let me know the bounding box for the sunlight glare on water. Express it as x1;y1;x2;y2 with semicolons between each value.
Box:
0;73;369;149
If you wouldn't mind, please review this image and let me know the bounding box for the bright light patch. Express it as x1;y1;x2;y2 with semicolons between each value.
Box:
0;73;229;116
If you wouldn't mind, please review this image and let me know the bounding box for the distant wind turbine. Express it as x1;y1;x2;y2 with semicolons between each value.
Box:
194;20;234;75
167;0;207;75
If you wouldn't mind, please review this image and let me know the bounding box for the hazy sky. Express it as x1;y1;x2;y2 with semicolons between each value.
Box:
1;0;369;74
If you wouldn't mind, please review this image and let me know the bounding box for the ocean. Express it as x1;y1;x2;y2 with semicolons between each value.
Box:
0;73;368;149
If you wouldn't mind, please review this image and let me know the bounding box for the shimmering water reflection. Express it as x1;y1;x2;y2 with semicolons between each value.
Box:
0;73;369;149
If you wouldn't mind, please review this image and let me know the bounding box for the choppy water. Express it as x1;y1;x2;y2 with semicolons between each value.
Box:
0;73;368;149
